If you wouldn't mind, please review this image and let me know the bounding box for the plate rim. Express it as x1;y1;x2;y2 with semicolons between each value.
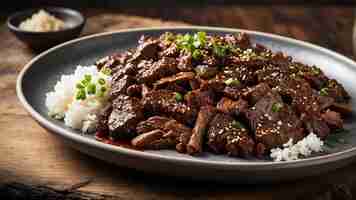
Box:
16;26;356;170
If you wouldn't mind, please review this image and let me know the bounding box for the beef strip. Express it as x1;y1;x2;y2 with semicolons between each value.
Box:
217;97;248;117
126;84;142;97
96;104;113;133
108;95;144;139
207;113;255;157
110;74;135;99
95;52;131;71
132;129;176;149
184;89;216;108
153;72;195;89
242;83;272;104
135;116;192;152
246;92;304;149
321;109;343;129
177;53;193;71
142;90;197;125
129;38;159;63
136;57;179;84
187;106;217;155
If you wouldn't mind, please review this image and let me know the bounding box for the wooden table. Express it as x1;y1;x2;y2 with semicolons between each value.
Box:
1;5;355;200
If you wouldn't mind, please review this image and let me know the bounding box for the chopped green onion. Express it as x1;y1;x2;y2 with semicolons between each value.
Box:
96;87;107;97
76;89;86;100
232;120;245;129
84;74;92;82
163;32;175;42
81;75;92;86
174;92;183;102
212;43;229;57
193;31;206;48
224;78;240;86
192;49;202;60
81;79;90;87
98;78;106;85
271;102;283;113
87;83;96;95
319;88;329;96
76;83;84;89
100;67;112;76
100;86;107;93
311;66;321;75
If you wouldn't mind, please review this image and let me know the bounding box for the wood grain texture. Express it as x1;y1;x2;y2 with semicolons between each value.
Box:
0;6;355;200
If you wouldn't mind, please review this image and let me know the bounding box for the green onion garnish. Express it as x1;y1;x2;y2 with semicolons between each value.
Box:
76;89;86;100
84;74;92;82
224;78;240;86
319;88;329;96
87;83;96;95
98;78;106;85
311;66;321;75
76;83;84;89
175;92;183;102
97;86;107;97
100;67;112;76
81;75;91;86
271;102;283;113
232;120;245;129
192;49;202;60
100;87;107;93
193;31;206;48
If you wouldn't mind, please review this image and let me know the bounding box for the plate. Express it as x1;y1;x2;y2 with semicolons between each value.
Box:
17;26;356;183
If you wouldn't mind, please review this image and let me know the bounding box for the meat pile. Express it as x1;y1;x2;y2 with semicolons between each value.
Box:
95;32;351;159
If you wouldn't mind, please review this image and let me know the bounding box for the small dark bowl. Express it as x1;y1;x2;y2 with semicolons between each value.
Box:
7;7;85;51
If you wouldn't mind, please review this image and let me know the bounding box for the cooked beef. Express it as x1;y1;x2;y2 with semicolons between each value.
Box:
108;95;144;139
110;74;135;99
129;38;159;63
195;65;218;79
330;102;353;115
177;53;193;71
242;83;272;104
301;113;330;139
132;129;176;149
126;84;142;97
207;113;255;157
185;89;216;108
154;72;195;89
136;57;179;84
159;43;179;57
217;97;248;117
325;79;350;103
95;32;351;159
187;106;217;154
96;104;113;132
321;110;343;129
246;92;304;149
135;116;192;152
95;52;131;71
142;90;197;125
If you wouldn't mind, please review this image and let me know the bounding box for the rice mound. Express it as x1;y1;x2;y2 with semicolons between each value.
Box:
45;65;111;132
19;9;65;32
270;132;324;161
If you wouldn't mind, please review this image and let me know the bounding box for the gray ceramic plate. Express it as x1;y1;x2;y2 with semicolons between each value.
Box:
17;26;356;183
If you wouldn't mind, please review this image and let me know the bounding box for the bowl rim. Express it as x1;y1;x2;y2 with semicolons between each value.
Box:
16;26;356;171
7;6;86;34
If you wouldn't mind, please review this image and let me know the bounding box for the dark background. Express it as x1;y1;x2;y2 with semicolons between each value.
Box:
4;0;356;11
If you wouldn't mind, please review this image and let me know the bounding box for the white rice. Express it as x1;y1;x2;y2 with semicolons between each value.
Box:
270;132;324;161
45;65;111;133
19;9;65;32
